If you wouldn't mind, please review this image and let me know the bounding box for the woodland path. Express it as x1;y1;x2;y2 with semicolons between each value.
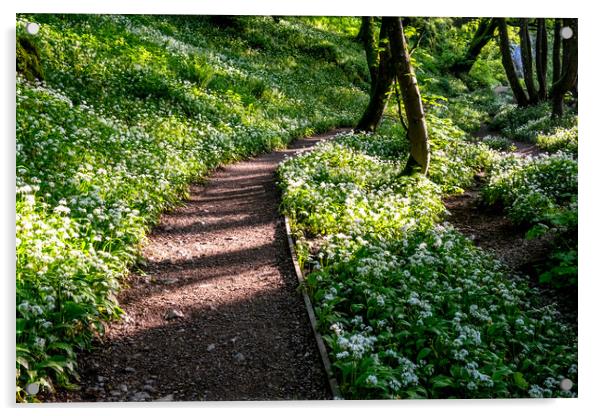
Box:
444;122;546;272
443;123;576;325
64;130;348;402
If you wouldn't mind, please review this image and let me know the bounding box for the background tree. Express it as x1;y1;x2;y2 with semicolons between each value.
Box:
450;18;497;78
552;18;562;85
519;18;538;104
358;17;378;95
497;18;529;107
356;17;430;175
535;18;548;100
386;17;430;174
355;19;395;132
550;18;578;117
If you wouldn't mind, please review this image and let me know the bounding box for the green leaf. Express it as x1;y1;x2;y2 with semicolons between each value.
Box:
61;301;88;322
492;367;513;381
431;375;455;389
417;347;432;361
513;372;529;390
16;356;29;370
16;318;26;335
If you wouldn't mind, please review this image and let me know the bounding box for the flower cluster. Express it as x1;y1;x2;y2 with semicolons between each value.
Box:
16;13;369;399
279;131;577;399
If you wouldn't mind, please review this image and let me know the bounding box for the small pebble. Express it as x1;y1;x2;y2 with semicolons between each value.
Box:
207;344;215;351
143;384;156;393
156;393;174;401
165;309;185;320
131;391;151;401
233;352;245;362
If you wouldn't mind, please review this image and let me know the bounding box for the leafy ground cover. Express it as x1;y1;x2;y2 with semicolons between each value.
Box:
278;128;577;399
16;13;579;401
16;14;368;399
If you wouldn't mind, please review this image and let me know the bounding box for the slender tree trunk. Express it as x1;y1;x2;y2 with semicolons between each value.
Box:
386;17;430;175
451;18;497;78
535;18;548;100
355;20;395;132
552;18;562;85
551;18;578;117
497;18;529;107
519;18;538;104
359;17;378;95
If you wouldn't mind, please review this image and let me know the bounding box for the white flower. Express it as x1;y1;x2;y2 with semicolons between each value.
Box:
367;375;378;385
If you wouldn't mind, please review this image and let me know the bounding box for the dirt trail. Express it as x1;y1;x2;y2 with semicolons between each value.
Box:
445;123;549;270
61;129;348;402
444;124;576;324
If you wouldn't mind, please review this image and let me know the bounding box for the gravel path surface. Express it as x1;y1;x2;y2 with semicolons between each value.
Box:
63;130;347;402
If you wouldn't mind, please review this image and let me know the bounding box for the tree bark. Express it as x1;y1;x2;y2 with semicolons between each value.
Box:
359;17;378;95
551;18;578;117
519;18;538;104
451;18;497;78
552;18;562;85
535;18;548;100
355;20;395;132
497;18;529;107
386;17;430;175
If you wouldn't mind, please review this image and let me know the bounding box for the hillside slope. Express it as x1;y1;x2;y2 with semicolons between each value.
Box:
16;14;367;399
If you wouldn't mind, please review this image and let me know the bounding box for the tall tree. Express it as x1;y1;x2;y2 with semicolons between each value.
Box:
519;18;538;104
451;18;497;78
550;18;578;117
497;18;529;107
552;18;562;85
355;20;395;132
535;18;548;100
386;17;430;175
359;17;378;95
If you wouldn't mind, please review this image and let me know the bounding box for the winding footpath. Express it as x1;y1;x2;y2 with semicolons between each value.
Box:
65;130;347;402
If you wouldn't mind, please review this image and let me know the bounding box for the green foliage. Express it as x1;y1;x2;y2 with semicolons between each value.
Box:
482;152;577;225
536;125;578;156
278;130;577;399
490;102;577;142
527;201;578;290
278;136;445;238
16;35;44;81
427;115;496;193
15;13;368;399
481;135;517;151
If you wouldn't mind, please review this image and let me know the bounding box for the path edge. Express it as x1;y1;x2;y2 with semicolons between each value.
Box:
283;215;343;400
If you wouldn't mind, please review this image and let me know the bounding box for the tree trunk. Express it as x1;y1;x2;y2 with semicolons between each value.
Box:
552;18;562;85
535;18;548;100
451;18;497;78
386;17;430;175
356;17;371;41
519;18;538;104
551;18;578;117
497;18;529;107
355;20;395;132
359;17;378;95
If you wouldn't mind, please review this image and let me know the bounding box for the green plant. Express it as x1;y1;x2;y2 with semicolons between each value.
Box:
536;125;578;156
482;152;577;225
15;13;369;399
278;131;577;399
481;135;517;151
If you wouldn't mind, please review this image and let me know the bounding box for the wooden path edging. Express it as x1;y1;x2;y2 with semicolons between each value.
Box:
283;215;343;400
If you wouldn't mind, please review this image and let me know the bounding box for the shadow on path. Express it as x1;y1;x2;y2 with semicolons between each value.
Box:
62;129;349;402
